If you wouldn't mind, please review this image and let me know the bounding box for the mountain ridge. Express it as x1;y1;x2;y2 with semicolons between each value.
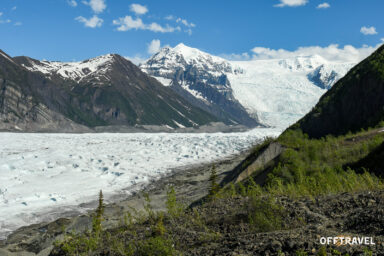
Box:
0;50;219;131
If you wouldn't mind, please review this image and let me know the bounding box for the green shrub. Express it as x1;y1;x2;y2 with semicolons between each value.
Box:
247;196;285;232
166;186;184;219
295;249;308;256
136;236;178;256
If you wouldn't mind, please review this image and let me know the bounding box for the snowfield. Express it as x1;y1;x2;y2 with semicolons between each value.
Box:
0;128;281;239
228;57;353;128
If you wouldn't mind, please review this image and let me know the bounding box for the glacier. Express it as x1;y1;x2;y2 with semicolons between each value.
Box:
0;128;280;239
142;44;355;128
228;57;354;128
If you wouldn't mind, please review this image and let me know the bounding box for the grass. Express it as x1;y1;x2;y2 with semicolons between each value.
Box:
263;128;384;198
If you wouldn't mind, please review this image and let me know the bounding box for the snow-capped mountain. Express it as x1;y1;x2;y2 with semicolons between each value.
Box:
140;44;258;127
16;54;122;87
142;44;355;128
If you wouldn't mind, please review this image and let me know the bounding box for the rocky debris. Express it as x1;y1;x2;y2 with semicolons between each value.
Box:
46;190;384;256
177;191;383;255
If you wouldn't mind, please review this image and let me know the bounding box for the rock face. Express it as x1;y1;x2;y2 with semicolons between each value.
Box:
234;142;284;183
0;50;90;132
222;141;284;185
298;44;384;138
0;50;218;131
307;64;345;89
140;44;260;127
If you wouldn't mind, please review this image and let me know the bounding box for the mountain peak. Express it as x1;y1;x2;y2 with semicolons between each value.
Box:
172;43;219;63
16;53;124;82
173;43;196;53
0;49;16;64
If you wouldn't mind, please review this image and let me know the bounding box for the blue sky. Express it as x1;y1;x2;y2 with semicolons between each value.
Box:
0;0;383;62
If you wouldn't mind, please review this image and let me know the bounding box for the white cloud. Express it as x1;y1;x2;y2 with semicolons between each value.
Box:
14;22;22;26
249;44;380;63
147;39;161;54
176;18;195;28
185;29;192;36
381;38;384;42
220;52;251;61
0;12;13;25
148;22;179;33
113;16;145;31
360;26;378;35
165;15;175;20
163;16;196;34
67;0;77;7
113;16;180;33
274;0;308;7
317;3;330;9
0;19;11;24
82;0;106;14
125;54;147;65
222;44;381;63
75;15;103;28
11;6;17;11
130;4;148;15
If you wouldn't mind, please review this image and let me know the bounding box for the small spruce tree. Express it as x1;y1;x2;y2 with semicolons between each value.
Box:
93;190;104;235
208;164;220;199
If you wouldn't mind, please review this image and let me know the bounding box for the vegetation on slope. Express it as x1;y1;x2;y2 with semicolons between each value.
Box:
298;44;384;138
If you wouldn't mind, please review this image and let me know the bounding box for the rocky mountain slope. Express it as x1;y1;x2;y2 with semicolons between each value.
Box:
141;44;259;127
0;50;90;132
0;50;218;131
142;44;354;128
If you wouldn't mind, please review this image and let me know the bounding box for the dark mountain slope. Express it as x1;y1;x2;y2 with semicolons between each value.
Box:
297;44;384;138
0;50;90;131
1;51;218;131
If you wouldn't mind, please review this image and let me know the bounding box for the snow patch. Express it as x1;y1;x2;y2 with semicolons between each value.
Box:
153;76;172;86
22;54;116;82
